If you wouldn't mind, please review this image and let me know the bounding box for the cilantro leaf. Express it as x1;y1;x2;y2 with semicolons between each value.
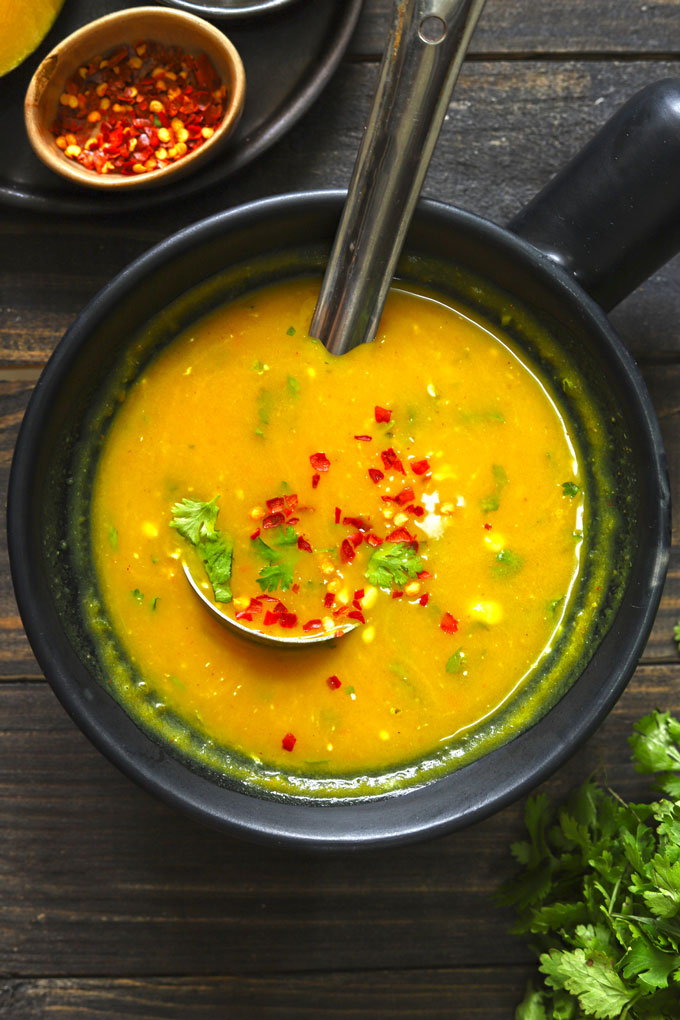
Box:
170;496;233;603
257;561;294;594
562;481;580;498
365;542;424;590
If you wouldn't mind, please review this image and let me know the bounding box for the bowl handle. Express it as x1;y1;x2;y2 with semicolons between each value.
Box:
508;78;680;311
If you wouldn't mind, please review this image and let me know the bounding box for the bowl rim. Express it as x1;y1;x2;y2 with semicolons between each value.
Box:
6;191;671;849
23;5;246;191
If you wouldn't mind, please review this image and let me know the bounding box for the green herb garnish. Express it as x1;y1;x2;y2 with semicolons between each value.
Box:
675;622;680;652
108;525;119;551
500;709;680;1019
562;481;580;498
131;588;144;602
256;561;294;594
365;542;424;590
493;548;523;577
481;463;508;513
287;375;301;396
170;496;233;603
445;649;465;674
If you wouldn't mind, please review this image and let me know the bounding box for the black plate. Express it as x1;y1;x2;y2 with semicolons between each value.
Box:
0;0;363;215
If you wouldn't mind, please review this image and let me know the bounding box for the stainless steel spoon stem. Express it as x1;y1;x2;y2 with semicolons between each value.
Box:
310;0;487;356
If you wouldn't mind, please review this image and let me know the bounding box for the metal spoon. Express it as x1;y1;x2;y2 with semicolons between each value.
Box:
187;0;487;647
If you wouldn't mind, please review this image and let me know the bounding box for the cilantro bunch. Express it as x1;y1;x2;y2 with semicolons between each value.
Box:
499;711;680;1019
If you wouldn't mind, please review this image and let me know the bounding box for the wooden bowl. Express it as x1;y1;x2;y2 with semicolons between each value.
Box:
24;6;246;191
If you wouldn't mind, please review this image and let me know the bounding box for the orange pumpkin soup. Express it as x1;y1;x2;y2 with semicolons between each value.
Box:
89;277;586;791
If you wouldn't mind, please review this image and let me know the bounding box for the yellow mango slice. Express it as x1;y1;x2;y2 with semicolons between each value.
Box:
0;0;65;78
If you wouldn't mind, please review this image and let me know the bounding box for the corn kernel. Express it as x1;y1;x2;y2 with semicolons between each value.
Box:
322;616;336;632
362;626;375;644
55;136;67;150
157;127;171;143
249;506;266;520
142;522;158;538
155;148;168;161
326;579;340;594
87;110;101;123
129;56;143;69
233;596;250;612
131;163;146;174
393;512;409;527
360;586;378;609
59;92;71;106
336;588;350;605
99;97;110;110
64;144;82;157
470;600;503;625
404;581;420;597
439;503;456;516
174;141;188;157
201;126;214;139
149;99;164;114
96;82;108;96
320;559;336;577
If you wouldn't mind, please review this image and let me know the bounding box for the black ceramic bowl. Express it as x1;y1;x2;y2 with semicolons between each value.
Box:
8;82;678;849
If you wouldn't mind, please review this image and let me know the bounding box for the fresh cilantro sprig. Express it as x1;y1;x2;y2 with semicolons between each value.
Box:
674;622;680;653
170;497;233;603
499;709;680;1019
365;541;424;590
252;533;295;593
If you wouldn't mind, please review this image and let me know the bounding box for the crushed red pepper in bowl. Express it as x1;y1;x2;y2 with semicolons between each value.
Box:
51;39;228;177
24;7;245;190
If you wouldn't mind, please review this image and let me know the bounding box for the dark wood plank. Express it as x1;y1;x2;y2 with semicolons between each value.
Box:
1;666;679;978
0;969;528;1019
353;0;680;57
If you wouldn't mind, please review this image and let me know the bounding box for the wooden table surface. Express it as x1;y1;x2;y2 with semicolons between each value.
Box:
2;2;679;1016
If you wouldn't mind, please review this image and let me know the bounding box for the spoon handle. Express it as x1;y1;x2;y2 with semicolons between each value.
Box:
310;0;487;356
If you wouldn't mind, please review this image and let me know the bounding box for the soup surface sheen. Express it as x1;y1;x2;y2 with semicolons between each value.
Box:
90;278;585;792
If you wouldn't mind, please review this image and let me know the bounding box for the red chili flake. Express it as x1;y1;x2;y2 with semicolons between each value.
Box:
234;611;253;621
353;588;365;601
340;538;356;563
303;619;323;632
266;496;285;511
368;468;384;484
406;504;425;517
50;40;228;178
440;612;459;635
334;506;342;524
310;452;330;472
311;473;320;489
375;406;392;423
418;570;433;579
392;591;404;599
263;611;279;626
395;487;415;506
333;605;350;617
387;527;414;543
381;447;405;474
410;459;430;475
483;523;492;530
354;434;372;442
297;536;313;553
381;494;395;504
259;594;280;602
327;675;342;690
279;613;298;628
419;593;430;606
282;733;297;752
365;532;383;547
349;532;364;548
292;584;300;594
284;493;298;510
323;592;335;608
287;517;300;526
273;601;288;615
343;515;370;531
263;511;285;529
250;528;261;540
347;609;366;623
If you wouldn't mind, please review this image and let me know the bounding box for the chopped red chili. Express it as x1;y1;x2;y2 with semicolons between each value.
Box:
386;526;414;543
302;619;322;631
381;447;405;473
440;612;459;634
323;592;335;608
394;487;415;506
483;522;492;530
278;613;298;628
347;609;366;623
310;452;330;472
365;532;383;546
348;532;364;548
51;39;228;177
250;528;261;540
368;468;384;484
343;515;370;531
266;496;285;511
284;493;298;510
262;511;285;529
354;434;372;441
334;506;342;524
375;406;392;423
392;591;404;599
297;536;313;553
311;473;320;489
419;593;430;606
282;732;297;751
340;538;356;563
327;675;342;690
410;459;430;475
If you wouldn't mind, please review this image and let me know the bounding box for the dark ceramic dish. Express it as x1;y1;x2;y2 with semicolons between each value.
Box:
7;81;679;849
